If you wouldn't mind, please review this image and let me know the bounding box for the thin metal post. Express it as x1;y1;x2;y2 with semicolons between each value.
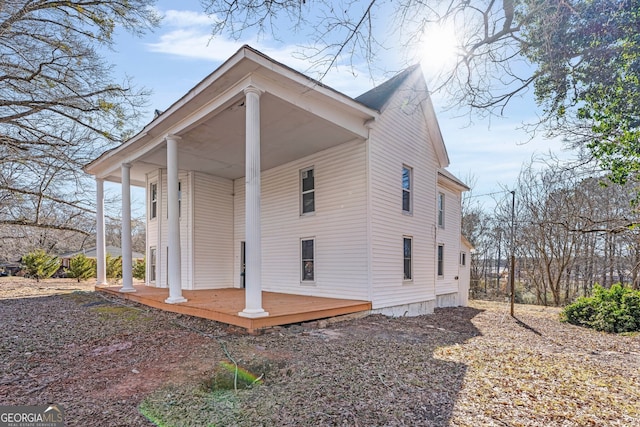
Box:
510;190;516;317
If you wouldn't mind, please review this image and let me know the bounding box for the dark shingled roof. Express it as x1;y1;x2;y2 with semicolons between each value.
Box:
355;64;421;111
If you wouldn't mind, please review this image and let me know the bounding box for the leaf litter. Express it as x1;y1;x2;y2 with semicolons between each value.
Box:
0;278;638;426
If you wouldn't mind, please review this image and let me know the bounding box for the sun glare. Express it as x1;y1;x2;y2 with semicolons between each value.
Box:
420;22;459;77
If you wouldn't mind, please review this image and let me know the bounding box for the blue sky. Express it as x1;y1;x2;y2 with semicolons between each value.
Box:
104;0;573;213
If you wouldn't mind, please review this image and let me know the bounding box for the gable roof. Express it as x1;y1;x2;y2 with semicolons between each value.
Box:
438;169;470;192
355;65;421;111
355;64;451;168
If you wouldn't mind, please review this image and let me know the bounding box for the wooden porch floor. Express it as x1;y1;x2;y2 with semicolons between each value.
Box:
96;285;371;332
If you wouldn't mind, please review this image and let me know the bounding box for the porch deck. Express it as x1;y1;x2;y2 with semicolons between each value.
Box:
96;285;372;332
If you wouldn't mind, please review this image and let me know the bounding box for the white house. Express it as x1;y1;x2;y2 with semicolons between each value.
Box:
84;45;469;319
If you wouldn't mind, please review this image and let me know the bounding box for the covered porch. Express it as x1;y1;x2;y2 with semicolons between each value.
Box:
85;45;376;318
96;285;372;333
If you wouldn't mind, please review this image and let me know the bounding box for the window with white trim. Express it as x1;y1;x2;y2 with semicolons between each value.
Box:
167;180;182;219
149;247;156;282
460;251;466;267
403;237;412;280
437;244;444;277
150;182;157;219
402;166;412;213
301;168;315;215
301;238;315;282
437;192;445;227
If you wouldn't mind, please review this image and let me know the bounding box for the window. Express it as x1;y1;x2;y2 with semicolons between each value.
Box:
403;237;412;280
301;238;315;281
301;168;315;214
437;192;445;227
402;166;412;213
150;182;157;219
149;247;156;282
437;245;444;277
460;252;466;267
167;181;183;219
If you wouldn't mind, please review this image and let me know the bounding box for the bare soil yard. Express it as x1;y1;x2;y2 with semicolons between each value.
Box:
1;277;639;426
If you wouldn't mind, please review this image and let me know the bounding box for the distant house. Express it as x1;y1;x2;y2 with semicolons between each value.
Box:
84;45;469;317
59;246;144;269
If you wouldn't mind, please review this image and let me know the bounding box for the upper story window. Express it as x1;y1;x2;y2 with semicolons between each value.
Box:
438;192;445;227
150;182;157;219
167;180;182;219
402;166;412;213
460;251;466;267
301;167;315;215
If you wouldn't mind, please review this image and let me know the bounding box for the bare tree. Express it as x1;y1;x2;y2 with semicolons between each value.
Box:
0;0;159;259
202;0;640;185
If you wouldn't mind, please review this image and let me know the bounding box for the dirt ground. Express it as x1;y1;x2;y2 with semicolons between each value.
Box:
1;277;639;426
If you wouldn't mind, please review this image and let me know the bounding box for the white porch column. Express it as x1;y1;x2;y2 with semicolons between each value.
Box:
239;86;269;318
95;178;107;286
165;134;187;304
120;163;135;293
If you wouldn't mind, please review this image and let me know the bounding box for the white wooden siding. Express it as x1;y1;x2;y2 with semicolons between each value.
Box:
435;186;462;297
368;81;440;309
146;170;162;286
146;169;192;289
233;139;369;300
192;172;234;289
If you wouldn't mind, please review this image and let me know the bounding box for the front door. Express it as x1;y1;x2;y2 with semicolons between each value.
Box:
240;241;246;289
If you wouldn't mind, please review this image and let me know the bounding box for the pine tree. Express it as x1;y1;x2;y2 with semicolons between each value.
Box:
65;254;96;282
22;250;61;282
106;254;123;279
133;258;146;280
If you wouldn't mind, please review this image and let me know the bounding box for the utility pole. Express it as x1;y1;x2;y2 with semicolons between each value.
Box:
510;190;516;317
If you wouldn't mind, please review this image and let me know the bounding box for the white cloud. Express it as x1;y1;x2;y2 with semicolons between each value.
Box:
161;9;215;27
146;13;377;97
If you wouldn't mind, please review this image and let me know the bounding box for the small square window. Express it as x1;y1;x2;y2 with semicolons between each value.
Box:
301;168;315;215
403;237;412;280
301;238;315;281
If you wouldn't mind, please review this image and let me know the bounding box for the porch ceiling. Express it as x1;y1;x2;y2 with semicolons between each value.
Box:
88;46;377;186
130;92;360;183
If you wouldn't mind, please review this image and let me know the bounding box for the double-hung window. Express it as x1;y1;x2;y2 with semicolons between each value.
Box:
438;192;445;227
403;237;412;280
150;182;158;220
301;238;315;282
149;247;157;282
402;166;412;213
301;167;315;215
437;244;444;277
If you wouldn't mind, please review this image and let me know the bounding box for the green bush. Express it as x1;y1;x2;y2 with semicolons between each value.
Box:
106;254;122;279
133;258;145;280
562;283;640;333
22;249;61;282
65;254;96;282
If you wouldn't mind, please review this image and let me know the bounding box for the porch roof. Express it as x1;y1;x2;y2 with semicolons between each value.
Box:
84;45;378;186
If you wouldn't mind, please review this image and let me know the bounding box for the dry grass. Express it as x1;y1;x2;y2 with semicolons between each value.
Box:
1;279;638;426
